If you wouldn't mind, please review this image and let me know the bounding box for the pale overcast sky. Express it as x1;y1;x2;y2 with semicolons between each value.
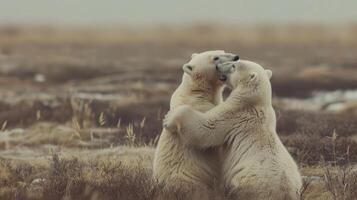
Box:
0;0;356;25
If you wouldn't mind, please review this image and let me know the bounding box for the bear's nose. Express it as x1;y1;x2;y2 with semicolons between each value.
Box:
233;55;240;61
219;74;227;81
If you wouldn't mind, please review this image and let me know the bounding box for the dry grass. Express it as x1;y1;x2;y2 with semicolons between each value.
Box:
324;165;357;200
0;154;227;200
277;109;357;165
1;140;357;200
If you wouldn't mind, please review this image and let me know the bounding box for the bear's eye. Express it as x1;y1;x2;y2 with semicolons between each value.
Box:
250;74;256;80
213;56;219;61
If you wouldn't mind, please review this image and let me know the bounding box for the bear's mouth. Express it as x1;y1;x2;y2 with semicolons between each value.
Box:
219;74;227;81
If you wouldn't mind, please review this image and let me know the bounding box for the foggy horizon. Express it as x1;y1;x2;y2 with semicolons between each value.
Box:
1;0;357;26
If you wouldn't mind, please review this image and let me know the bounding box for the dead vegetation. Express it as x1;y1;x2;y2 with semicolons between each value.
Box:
324;165;357;200
1;138;357;200
0;154;224;200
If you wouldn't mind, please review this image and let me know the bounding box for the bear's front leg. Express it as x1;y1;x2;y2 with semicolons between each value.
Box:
163;111;179;133
163;105;192;134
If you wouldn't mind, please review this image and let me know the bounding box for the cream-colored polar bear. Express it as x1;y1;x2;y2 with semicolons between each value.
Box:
164;60;302;199
153;51;239;190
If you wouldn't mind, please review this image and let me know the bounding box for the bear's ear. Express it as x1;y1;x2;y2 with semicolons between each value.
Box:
183;64;194;75
230;63;237;73
191;53;198;59
265;69;272;79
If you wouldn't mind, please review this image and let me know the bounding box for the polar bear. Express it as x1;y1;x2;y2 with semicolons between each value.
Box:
164;60;302;199
152;50;239;191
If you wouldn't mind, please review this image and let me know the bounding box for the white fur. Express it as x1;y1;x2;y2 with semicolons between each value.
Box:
164;60;302;199
153;50;239;190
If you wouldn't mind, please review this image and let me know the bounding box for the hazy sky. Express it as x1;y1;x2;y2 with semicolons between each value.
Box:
1;0;357;25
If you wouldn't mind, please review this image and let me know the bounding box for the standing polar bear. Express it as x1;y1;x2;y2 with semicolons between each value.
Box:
153;51;239;190
164;60;302;199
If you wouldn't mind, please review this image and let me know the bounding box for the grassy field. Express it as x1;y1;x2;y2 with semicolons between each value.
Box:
0;25;357;200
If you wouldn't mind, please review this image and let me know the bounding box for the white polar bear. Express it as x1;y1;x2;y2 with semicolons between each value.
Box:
164;60;302;200
152;50;239;190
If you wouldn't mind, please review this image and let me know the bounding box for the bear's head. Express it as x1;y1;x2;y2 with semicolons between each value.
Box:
183;50;239;89
217;60;272;105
